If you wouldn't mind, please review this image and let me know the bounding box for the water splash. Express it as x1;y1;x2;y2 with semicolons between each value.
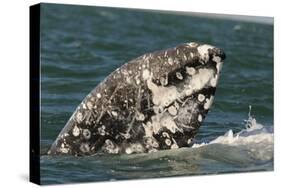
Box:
244;105;263;130
192;105;273;161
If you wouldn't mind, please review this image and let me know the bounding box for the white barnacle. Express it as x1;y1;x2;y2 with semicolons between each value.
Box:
60;147;69;154
210;75;218;87
76;112;83;123
121;132;131;139
186;68;214;94
111;111;118;117
105;139;113;147
125;147;133;154
162;132;170;138
143;122;154;137
99;126;106;135
168;105;177;116
198;114;203;122
160;75;168;86
188;42;198;47
204;96;214;110
97;93;101;98
168;57;173;65
174;101;180;110
160;116;178;134
72;125;80;137
126;76;132;84
135;77;141;85
82;103;87;109
86;101;93;109
190;52;194;58
176;72;183;80
164;51;168;57
133;143;144;153
165;139;172;146
104;140;112;152
171;143;179;149
145;137;159;148
142;69;150;80
98;125;106;136
197;44;214;63
82;129;91;139
216;62;223;73
147;77;180;107
152;139;159;148
186;67;196;75
184;87;193;96
148;148;158;153
80;143;90;153
170;138;179;149
136;111;145;121
104;139;117;153
197;94;205;102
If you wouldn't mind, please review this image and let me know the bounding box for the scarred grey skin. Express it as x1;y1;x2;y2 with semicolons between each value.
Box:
48;42;225;156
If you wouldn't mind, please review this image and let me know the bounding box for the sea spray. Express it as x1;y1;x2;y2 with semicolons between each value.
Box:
192;106;273;161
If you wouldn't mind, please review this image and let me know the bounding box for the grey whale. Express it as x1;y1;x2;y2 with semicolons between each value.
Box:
48;42;226;156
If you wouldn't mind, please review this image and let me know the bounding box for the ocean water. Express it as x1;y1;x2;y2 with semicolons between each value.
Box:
39;4;274;185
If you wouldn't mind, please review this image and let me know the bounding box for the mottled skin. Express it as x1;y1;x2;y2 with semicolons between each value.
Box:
48;42;225;156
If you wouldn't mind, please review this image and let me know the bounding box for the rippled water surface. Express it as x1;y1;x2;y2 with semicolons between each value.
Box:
39;3;273;185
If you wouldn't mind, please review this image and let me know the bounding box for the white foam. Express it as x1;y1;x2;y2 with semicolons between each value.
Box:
192;107;273;161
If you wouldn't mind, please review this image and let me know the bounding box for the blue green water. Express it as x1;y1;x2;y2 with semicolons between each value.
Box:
39;3;273;185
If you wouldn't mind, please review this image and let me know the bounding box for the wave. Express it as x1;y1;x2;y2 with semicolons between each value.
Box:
192;105;273;161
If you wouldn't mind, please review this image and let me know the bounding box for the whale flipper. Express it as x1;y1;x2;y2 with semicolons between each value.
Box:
48;42;225;155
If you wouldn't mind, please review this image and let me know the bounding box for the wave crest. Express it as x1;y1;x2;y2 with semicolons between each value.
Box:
192;105;273;161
